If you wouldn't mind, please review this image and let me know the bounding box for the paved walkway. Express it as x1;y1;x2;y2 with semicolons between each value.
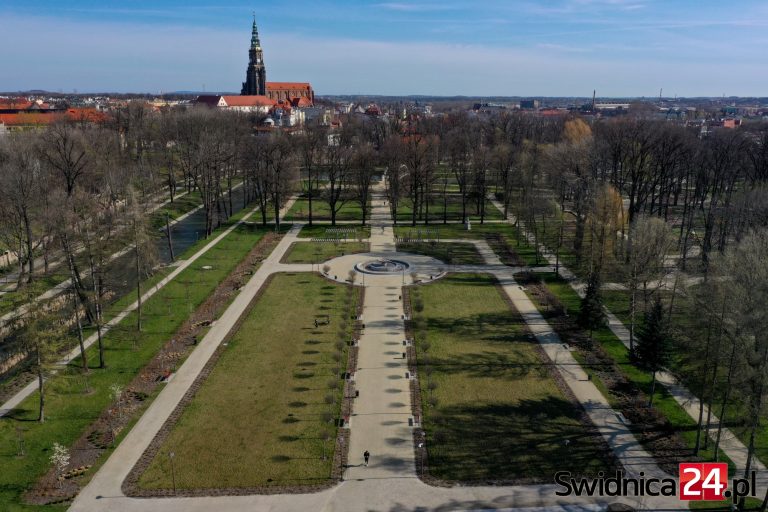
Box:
68;190;686;511
0;186;193;295
1;196;295;418
487;196;768;485
344;192;416;480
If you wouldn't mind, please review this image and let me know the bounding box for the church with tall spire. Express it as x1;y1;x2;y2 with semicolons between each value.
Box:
196;16;314;119
241;16;266;96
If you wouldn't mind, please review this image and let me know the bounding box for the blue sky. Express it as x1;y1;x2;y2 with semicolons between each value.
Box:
1;1;767;97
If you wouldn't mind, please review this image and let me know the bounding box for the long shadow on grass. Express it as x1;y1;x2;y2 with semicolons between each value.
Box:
424;396;611;482
423;313;530;342
419;351;550;379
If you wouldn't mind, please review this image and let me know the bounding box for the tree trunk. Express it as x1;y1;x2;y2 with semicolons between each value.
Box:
166;212;175;262
23;211;34;284
135;235;142;333
72;288;87;371
714;340;738;460
37;353;45;423
648;370;657;408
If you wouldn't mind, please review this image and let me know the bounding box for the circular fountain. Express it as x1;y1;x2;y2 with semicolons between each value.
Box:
355;258;411;274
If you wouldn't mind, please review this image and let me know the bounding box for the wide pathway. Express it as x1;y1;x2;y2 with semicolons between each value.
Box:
487;195;768;485
343;192;416;480
1;197;294;418
69;191;685;511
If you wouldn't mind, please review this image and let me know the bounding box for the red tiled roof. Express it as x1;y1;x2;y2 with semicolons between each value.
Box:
292;96;313;108
0;98;33;110
66;108;108;123
266;82;312;91
0;113;54;125
0;108;107;126
222;95;276;107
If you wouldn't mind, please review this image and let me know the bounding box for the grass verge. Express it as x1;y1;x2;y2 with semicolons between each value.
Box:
136;273;359;491
0;209;274;510
410;273;614;483
281;242;369;264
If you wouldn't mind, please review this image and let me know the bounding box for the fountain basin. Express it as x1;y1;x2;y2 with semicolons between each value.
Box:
355;259;410;274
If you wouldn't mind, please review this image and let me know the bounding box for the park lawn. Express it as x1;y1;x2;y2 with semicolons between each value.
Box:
296;224;371;240
396;242;485;265
412;273;612;483
282;242;370;264
601;289;633;325
138;273;358;490
394;195;504;223
533;272;734;468
284;198;369;222
393;224;543;267
0;212;274;510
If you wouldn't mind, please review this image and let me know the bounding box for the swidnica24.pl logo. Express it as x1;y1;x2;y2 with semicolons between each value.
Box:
555;463;757;503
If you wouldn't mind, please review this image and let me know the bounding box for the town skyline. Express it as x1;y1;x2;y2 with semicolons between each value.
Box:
2;0;767;97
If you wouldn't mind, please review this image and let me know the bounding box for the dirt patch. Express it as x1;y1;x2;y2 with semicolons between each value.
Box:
24;232;281;506
484;233;526;266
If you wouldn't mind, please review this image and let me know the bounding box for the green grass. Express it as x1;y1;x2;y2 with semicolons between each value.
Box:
284;198;368;222
412;273;612;483
137;273;358;490
394;195;504;223
533;272;734;468
282;242;370;264
396;242;485;265
393;223;543;267
296;224;371;240
0;272;70;317
0;210;274;510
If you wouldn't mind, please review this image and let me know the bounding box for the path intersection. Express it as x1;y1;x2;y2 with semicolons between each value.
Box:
69;190;699;511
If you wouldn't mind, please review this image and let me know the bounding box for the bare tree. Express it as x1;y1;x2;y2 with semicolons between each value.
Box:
623;215;674;353
19;296;63;422
716;228;768;478
0;135;43;284
125;187;159;332
351;144;376;226
297;124;327;225
323;141;352;226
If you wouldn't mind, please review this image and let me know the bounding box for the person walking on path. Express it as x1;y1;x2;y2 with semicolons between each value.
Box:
364;450;370;466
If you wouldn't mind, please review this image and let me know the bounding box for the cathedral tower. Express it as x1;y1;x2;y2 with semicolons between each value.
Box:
241;16;266;96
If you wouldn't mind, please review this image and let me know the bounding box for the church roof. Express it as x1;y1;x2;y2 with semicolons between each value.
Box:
266;82;313;91
292;96;314;108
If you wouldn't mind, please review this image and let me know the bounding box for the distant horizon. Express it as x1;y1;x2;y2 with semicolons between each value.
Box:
3;89;767;102
2;0;767;97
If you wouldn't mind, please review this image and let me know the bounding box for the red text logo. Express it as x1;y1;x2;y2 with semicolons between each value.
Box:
679;463;728;501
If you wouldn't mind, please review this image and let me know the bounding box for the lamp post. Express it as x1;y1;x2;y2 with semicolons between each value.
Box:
169;451;177;495
339;436;345;481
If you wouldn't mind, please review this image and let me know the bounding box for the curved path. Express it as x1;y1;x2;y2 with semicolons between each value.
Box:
69;189;683;511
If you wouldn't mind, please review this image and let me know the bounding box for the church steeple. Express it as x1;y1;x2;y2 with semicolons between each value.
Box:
241;15;266;96
250;14;261;48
